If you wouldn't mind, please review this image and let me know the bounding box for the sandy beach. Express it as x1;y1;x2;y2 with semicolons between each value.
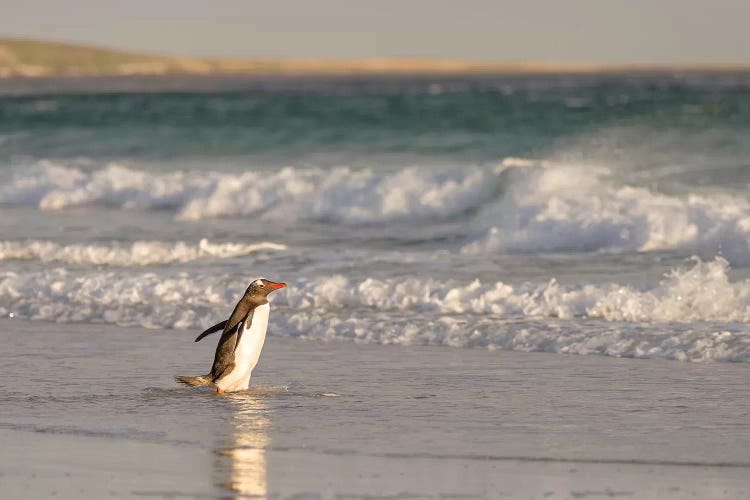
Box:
2;318;748;499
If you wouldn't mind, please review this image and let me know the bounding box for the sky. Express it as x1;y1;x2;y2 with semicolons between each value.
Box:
2;0;749;64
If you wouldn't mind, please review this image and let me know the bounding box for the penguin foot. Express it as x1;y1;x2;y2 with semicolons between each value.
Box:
216;387;225;394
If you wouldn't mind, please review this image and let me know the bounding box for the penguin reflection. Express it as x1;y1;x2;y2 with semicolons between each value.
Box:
217;393;270;498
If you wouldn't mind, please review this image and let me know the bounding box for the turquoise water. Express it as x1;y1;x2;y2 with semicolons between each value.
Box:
2;74;749;164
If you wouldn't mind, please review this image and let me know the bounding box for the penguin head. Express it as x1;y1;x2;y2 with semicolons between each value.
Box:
245;278;287;297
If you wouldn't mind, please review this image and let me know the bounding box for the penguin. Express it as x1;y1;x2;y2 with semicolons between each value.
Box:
176;278;287;393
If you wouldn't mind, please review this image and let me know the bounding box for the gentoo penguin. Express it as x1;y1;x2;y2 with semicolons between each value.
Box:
176;278;286;393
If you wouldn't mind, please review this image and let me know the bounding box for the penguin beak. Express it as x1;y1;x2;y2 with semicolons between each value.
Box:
268;281;287;291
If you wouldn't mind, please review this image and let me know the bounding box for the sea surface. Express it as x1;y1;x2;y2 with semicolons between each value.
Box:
2;73;750;362
2;321;750;498
2;73;750;498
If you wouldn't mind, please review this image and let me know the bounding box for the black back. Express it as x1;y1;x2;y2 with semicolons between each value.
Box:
209;294;267;382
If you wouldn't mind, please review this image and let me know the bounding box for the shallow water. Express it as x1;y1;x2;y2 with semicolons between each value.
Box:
2;320;749;498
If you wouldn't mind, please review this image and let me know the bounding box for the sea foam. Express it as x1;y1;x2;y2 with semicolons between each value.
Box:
5;160;750;262
0;161;497;223
0;239;286;266
463;159;750;263
1;257;748;362
283;257;750;323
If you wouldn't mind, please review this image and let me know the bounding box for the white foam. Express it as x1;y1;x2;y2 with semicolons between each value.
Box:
278;313;749;363
5;159;750;263
0;162;195;211
282;257;750;323
463;160;750;263
1;258;749;362
0;161;498;223
0;239;286;266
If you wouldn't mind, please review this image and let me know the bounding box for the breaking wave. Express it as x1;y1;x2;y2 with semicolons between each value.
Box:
1;257;748;362
0;239;286;266
285;257;750;324
462;159;750;264
5;159;750;263
0;161;497;223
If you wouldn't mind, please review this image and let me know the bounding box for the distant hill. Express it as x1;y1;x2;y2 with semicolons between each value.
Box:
0;37;747;78
0;38;221;77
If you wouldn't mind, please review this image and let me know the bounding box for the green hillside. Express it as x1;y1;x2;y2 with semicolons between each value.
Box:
0;37;214;77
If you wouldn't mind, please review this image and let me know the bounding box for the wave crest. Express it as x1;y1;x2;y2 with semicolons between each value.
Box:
0;162;498;223
0;239;286;266
285;257;750;323
1;258;749;362
6;159;750;262
463;159;750;263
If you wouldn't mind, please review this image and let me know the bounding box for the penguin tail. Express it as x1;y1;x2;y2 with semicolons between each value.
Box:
174;374;213;387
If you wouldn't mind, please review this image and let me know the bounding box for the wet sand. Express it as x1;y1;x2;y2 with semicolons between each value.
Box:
1;318;749;499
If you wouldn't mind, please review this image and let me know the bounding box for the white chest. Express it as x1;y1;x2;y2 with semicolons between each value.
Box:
234;302;270;373
218;303;270;392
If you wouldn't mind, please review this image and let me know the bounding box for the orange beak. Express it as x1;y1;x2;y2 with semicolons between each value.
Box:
268;281;287;290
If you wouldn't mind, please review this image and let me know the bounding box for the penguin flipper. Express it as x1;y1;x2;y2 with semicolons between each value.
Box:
194;320;229;342
209;311;254;382
208;321;243;381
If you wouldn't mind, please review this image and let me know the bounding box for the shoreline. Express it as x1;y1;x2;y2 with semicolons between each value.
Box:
4;64;749;79
1;70;748;97
4;427;750;499
2;38;749;83
1;319;749;497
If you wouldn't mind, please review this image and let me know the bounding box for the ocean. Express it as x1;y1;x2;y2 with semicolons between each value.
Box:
1;73;750;498
2;73;750;362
